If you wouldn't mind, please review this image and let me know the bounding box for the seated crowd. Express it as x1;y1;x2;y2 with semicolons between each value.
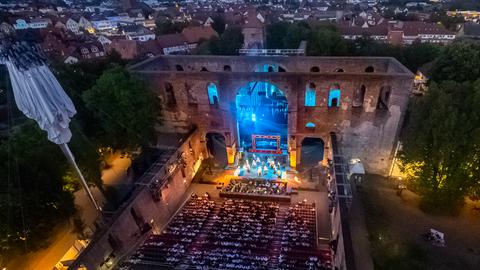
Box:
279;202;331;270
122;195;331;270
187;199;280;269
123;193;215;268
222;178;288;196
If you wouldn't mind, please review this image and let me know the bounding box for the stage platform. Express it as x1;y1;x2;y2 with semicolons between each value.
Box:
219;177;292;202
219;192;291;202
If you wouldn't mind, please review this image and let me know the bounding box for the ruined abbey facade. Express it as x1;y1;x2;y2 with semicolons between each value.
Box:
130;55;413;175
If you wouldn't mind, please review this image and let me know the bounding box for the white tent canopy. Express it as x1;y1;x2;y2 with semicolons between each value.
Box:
1;43;100;211
5;61;76;144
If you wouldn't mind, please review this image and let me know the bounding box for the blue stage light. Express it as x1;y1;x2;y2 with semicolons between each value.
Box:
252;113;256;122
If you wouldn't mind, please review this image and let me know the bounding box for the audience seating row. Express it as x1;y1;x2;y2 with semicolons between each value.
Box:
121;195;331;270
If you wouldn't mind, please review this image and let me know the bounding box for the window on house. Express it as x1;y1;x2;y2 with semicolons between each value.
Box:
334;68;344;72
305;122;316;128
310;66;320;72
223;65;232;71
175;64;184;71
365;66;374;73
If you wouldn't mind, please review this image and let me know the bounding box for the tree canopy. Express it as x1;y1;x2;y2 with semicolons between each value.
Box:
82;65;159;150
265;21;442;72
307;25;348;56
400;42;480;213
400;80;480;213
211;15;226;35
155;20;188;35
196;26;244;55
0;122;76;257
431;42;480;83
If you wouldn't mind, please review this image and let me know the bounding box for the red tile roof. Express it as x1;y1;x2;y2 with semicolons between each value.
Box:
106;39;138;59
156;33;188;48
181;25;218;44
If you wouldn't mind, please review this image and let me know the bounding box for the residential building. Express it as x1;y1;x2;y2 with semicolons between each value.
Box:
156;33;189;55
11;18;50;29
458;22;480;40
181;25;218;50
122;24;155;42
242;8;266;49
338;18;456;45
106;39;138;59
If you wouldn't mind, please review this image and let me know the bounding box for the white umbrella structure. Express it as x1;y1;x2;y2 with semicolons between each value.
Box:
1;43;101;211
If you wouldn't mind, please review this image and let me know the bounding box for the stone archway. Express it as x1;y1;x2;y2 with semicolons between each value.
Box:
235;81;288;152
300;137;325;169
206;132;227;167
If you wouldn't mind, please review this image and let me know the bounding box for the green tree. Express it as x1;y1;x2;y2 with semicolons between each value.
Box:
431;42;480;83
400;80;480;213
266;22;290;49
402;41;443;72
283;22;311;49
211;15;226;35
155;20;187;35
0;122;76;257
216;26;244;55
307;26;347;56
196;27;244;55
82;65;159;150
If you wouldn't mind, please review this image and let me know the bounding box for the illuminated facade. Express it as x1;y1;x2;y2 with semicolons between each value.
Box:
70;55;414;270
130;55;414;174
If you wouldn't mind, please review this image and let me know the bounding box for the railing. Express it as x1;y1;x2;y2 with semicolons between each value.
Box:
238;48;305;56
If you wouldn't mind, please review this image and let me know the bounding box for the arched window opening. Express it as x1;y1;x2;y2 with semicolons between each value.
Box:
223;65;232;71
201;67;208;71
207;83;219;106
108;234;120;251
335;68;344;73
130;207;144;229
164;82;176;107
206;132;227;167
377;86;391;110
305;122;316;128
328;85;341;107
365;66;374;73
352;85;366;108
255;64;285;73
186;83;197;105
310;66;320;72
300;137;324;168
175;64;184;71
305;82;316;107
